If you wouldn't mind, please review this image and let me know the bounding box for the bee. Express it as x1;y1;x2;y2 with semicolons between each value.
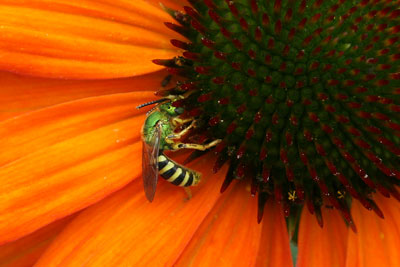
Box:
138;99;221;202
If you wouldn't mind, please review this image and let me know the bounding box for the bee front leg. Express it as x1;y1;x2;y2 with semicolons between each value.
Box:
167;119;197;139
171;139;222;151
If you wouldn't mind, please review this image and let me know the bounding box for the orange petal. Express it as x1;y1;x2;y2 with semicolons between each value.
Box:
0;91;154;166
0;213;76;266
297;207;348;267
35;156;228;266
0;92;155;244
345;194;400;267
255;201;293;267
175;183;292;266
0;2;178;78
0;70;168;121
175;182;261;266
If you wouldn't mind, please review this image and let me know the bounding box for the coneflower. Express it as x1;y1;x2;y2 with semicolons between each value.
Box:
154;0;400;231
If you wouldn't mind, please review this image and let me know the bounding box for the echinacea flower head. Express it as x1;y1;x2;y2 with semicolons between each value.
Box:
0;0;399;266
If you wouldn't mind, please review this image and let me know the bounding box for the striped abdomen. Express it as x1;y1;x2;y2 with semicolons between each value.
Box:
158;153;200;187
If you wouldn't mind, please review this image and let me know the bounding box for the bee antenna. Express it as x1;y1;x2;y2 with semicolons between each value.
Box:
136;98;168;109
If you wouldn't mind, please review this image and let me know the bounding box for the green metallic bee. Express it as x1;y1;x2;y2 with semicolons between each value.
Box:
138;99;221;202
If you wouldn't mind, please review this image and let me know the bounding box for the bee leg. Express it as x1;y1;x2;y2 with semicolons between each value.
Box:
166;90;195;103
167;120;196;139
172;139;222;151
161;74;172;87
183;187;192;201
171;117;195;127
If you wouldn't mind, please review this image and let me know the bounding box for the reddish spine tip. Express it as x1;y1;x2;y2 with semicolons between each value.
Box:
268;38;275;49
212;76;225;84
275;19;282;35
182;51;199;61
195;66;211;74
248;49;256;59
227;1;239;17
250;179;258;196
204;0;216;9
184;6;199;19
208;10;221;24
262;13;270;27
303;35;313;46
298;18;307;30
262;166;270;182
164;22;186;36
285;8;293;22
201;37;215;49
209;116;220;126
227;122;237;134
236;146;246;159
296;50;305;60
239;17;249;31
255;26;262;42
246;129;254;140
237;104;247;114
236;164;245;178
248;69;256;77
251;0;258;14
170;39;190;50
218;97;230;105
152;59;166;66
274;0;282;13
191;19;206;34
249;89;258;96
283;45;290;56
233;39;243;50
198;92;212;102
231;62;241;70
259;148;267;161
220;27;232;38
311;13;322;23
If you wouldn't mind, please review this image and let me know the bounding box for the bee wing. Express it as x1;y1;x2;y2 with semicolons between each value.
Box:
142;121;161;202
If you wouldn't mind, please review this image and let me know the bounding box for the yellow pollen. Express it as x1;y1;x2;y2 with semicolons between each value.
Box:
288;191;296;202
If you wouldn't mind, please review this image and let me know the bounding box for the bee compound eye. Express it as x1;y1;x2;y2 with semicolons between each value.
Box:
175;107;184;114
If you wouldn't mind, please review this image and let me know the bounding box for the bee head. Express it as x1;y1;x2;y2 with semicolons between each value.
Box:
159;103;183;116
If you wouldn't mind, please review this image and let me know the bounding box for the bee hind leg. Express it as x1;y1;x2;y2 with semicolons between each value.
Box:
183;187;192;201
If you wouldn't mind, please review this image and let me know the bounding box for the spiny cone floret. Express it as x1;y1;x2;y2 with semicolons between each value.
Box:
155;0;400;228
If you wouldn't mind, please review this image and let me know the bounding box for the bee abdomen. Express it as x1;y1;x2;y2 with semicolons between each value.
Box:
158;154;200;187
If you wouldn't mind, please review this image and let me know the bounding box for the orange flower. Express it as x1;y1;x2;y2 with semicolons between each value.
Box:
0;1;399;266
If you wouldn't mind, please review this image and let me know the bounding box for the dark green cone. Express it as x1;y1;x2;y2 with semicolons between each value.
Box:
155;0;400;230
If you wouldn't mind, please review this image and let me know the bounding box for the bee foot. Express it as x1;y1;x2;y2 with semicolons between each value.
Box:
184;187;192;201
